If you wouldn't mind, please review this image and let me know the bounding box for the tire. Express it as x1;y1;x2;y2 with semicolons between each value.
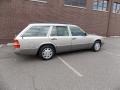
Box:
92;41;101;52
39;45;55;60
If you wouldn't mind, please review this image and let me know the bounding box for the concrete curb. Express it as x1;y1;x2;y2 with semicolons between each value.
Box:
7;43;13;46
110;36;120;38
0;44;2;48
0;43;13;48
103;37;107;38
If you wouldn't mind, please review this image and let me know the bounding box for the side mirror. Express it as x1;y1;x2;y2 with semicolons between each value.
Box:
21;34;26;39
84;32;87;36
21;33;30;37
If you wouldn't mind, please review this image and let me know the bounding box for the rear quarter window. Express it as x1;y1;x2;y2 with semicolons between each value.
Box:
23;26;50;37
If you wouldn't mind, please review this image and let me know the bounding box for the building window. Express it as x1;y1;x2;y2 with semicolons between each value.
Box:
64;0;86;7
112;2;120;14
93;0;109;11
30;0;47;3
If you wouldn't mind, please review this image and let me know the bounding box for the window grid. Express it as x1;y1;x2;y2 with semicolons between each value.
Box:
112;2;120;14
93;0;109;11
64;0;86;7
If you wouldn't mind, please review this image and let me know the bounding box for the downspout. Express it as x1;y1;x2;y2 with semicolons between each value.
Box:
106;0;113;37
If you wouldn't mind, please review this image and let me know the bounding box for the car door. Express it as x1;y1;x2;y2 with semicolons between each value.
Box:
69;26;91;51
49;26;71;53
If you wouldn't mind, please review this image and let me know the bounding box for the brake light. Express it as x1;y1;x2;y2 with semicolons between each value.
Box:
13;40;20;48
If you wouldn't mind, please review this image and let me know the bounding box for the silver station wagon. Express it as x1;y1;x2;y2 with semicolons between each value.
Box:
14;23;104;60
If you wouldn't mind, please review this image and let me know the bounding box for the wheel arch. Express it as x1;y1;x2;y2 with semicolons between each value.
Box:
94;39;102;44
36;43;56;55
92;39;102;52
92;39;102;48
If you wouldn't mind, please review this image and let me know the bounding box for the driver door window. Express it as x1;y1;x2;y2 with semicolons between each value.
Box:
70;26;86;36
70;26;88;50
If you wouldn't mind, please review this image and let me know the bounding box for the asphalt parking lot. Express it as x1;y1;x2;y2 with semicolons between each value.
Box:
0;37;120;90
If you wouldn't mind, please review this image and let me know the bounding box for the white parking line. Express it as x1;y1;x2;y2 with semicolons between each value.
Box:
57;56;83;77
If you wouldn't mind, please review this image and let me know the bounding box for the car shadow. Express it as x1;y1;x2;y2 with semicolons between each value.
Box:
14;53;42;62
14;49;95;63
57;49;92;56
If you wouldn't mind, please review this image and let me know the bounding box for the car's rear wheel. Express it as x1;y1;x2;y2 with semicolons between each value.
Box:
92;41;101;52
39;45;55;60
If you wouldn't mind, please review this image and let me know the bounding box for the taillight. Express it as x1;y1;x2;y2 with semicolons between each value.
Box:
13;40;20;48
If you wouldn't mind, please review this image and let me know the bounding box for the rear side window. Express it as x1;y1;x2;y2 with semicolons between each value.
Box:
23;26;50;37
51;26;69;36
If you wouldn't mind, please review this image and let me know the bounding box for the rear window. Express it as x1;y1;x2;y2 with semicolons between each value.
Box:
22;26;50;37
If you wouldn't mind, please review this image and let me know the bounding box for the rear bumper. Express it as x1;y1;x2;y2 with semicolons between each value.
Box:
14;48;38;55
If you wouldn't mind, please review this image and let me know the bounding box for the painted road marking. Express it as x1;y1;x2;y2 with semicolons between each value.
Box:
57;56;83;77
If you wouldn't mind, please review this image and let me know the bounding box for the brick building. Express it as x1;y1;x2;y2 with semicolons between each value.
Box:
0;0;120;43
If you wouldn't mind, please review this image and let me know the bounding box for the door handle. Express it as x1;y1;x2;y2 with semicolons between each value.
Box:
72;38;77;40
51;38;57;40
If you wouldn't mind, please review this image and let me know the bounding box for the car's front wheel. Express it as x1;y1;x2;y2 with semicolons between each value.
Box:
39;45;55;60
92;41;101;52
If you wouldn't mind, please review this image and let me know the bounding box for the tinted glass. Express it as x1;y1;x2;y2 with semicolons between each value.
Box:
51;26;69;36
70;26;85;36
23;26;50;37
64;0;86;7
64;0;72;5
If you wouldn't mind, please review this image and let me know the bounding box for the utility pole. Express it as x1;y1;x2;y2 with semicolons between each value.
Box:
106;0;113;37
